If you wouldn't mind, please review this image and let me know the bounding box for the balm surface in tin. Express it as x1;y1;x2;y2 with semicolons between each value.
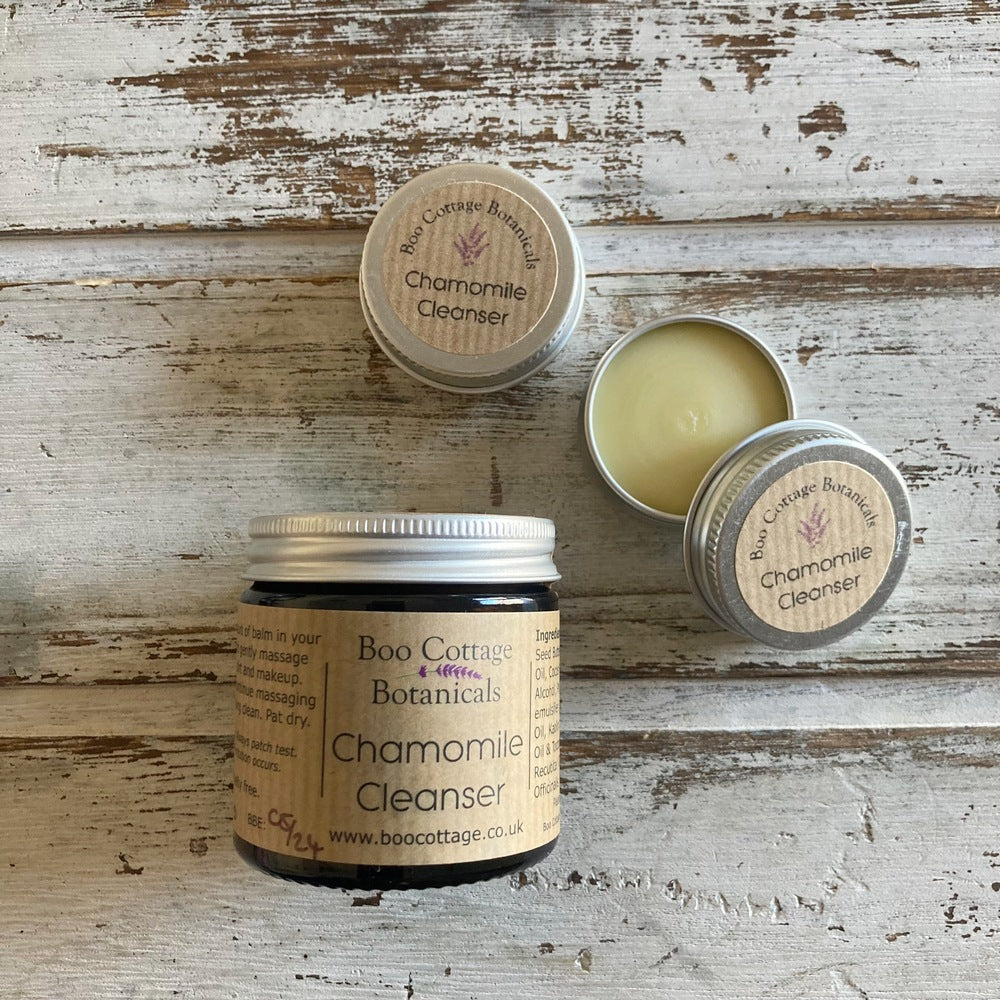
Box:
585;315;795;522
360;163;584;392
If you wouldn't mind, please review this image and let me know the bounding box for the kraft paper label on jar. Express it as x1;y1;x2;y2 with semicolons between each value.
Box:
382;180;558;355
234;606;560;866
734;460;897;633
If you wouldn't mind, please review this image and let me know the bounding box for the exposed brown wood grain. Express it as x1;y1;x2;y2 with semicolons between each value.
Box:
3;2;999;233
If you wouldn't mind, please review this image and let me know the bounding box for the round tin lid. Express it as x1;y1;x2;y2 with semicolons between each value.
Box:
360;163;583;392
683;420;911;649
244;512;560;584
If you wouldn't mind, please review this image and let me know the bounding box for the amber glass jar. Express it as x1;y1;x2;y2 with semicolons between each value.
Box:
234;513;561;890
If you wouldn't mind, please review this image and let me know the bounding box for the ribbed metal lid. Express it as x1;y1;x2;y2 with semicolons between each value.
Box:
683;420;911;649
244;512;560;583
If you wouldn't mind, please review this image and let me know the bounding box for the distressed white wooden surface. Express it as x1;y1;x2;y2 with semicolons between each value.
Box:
8;675;1000;737
3;2;1000;997
6;729;1000;999
2;225;997;682
2;2;1000;232
3;219;999;999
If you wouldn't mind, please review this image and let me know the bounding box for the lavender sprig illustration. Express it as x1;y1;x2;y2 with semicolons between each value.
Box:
419;663;484;680
798;503;829;548
454;223;490;266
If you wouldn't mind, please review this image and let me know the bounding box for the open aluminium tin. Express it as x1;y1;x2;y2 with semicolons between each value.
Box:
584;314;796;523
584;315;912;649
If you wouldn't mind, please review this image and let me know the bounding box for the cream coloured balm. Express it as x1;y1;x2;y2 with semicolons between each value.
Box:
585;316;793;522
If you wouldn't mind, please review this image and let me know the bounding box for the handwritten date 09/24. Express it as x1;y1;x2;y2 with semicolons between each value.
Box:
256;808;324;860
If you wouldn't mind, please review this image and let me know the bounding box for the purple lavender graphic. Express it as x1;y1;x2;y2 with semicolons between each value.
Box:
454;223;490;266
419;663;483;680
798;503;829;548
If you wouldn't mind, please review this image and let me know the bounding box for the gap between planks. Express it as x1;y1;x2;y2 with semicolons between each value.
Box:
1;220;998;286
6;675;1000;739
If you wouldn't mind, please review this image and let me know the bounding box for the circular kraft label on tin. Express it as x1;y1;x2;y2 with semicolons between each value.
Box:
382;180;558;355
734;460;897;634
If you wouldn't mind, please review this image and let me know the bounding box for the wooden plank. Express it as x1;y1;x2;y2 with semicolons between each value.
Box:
2;604;998;685
4;729;1000;997
2;227;997;682
6;675;1000;738
2;2;999;233
2;221;999;286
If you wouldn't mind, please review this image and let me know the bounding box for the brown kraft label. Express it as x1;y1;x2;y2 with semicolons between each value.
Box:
234;606;560;866
734;460;897;633
383;180;558;355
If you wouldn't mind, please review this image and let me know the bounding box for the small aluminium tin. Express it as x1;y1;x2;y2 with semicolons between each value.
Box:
583;314;912;648
683;420;911;650
360;163;584;392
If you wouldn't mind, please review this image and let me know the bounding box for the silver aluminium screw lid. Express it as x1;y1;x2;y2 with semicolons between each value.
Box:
360;163;584;392
683;420;911;649
244;512;560;584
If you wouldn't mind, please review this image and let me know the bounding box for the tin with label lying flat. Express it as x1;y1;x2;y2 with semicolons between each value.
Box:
360;163;584;392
